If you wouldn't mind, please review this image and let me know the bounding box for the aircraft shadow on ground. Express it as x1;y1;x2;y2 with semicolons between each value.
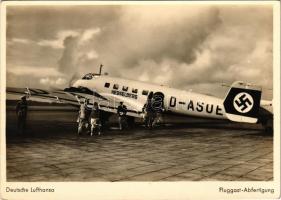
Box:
6;120;271;141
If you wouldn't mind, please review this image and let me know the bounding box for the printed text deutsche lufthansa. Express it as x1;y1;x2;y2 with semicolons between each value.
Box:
6;187;55;193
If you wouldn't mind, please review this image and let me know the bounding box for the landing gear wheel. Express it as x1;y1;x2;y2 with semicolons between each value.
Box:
127;116;135;128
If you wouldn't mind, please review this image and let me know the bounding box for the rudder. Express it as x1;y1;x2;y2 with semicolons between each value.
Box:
223;81;262;123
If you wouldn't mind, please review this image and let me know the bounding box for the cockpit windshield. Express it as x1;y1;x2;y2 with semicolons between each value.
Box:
82;73;94;80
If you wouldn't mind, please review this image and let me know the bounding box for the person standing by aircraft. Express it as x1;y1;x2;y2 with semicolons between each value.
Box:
152;93;165;127
142;103;148;127
117;102;127;130
77;98;90;135
90;102;101;136
16;96;28;134
143;92;155;129
152;106;164;127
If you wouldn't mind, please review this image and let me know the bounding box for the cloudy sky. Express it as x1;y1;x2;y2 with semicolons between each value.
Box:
6;4;273;99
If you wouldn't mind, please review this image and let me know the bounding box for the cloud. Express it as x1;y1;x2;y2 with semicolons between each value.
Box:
6;6;122;41
36;29;100;49
7;65;68;89
7;65;63;77
37;30;80;49
37;40;64;49
39;77;67;86
56;28;101;81
6;5;273;99
86;50;99;59
79;28;101;45
52;6;224;79
57;35;80;75
104;5;272;99
8;28;101;89
11;38;31;44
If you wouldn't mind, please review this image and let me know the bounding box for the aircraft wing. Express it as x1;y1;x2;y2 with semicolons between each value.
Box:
7;87;80;107
98;93;144;118
6;87;144;118
63;87;144;117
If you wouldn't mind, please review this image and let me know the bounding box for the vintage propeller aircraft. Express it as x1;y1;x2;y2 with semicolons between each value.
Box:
6;65;273;133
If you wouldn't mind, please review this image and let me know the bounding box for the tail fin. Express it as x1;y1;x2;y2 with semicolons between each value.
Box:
223;81;262;123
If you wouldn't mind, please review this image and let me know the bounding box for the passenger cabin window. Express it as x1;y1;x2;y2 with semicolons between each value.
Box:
104;83;110;88
113;84;119;90
132;88;138;93
122;86;128;91
82;73;94;80
142;90;149;95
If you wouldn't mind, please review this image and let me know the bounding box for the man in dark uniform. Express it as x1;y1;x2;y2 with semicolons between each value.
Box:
117;102;127;130
143;92;155;129
16;96;28;134
152;93;165;127
90;102;101;136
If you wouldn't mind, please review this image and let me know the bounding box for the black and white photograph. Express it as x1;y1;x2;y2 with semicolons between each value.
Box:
1;1;280;199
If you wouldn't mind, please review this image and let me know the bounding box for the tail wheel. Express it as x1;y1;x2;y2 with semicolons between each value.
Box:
264;119;273;135
260;117;273;135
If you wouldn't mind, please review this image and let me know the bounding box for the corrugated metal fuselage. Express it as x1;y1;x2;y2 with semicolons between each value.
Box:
73;76;227;120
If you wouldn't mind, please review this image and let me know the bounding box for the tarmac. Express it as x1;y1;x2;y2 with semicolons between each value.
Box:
6;111;273;182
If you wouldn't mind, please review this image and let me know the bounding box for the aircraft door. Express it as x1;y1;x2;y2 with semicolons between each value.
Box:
152;92;165;112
